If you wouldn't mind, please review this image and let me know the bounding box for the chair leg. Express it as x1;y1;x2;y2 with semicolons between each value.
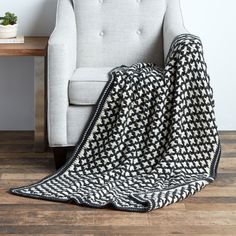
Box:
53;147;68;169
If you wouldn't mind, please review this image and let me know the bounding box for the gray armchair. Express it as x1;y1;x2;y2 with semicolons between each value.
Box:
48;0;188;168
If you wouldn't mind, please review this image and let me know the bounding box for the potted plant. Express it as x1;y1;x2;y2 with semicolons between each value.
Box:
0;12;18;38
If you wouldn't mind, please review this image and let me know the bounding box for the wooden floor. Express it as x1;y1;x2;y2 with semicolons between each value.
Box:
0;131;235;236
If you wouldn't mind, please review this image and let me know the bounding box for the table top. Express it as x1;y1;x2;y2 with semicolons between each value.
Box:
0;37;49;57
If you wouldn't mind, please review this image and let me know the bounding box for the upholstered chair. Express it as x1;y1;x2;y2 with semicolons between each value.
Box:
48;0;188;168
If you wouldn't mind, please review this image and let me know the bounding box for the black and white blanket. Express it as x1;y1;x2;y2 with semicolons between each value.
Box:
10;34;221;212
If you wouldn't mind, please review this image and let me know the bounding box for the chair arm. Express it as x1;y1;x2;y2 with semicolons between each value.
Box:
163;0;189;61
48;0;77;147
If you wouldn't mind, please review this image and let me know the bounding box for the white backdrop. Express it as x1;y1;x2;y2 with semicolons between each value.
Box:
0;0;235;130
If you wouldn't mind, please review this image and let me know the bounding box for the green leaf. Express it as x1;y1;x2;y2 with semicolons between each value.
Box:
0;12;17;25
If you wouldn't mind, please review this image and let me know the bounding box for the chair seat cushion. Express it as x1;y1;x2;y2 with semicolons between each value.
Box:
69;67;112;105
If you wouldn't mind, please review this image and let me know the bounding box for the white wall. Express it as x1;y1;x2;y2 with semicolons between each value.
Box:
0;0;235;130
0;0;57;130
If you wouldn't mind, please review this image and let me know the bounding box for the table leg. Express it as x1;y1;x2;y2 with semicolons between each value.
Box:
34;56;47;152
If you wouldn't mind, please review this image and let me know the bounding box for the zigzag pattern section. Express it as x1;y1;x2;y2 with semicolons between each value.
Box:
10;34;221;212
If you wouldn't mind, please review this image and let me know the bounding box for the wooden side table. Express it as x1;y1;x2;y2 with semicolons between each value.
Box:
0;37;49;152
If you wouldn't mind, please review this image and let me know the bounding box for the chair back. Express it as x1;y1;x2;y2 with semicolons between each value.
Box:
73;0;167;67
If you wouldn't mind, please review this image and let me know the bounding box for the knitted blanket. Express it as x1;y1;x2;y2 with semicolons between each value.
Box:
10;34;221;212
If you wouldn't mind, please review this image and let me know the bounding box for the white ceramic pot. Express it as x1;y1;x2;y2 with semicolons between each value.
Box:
0;24;18;38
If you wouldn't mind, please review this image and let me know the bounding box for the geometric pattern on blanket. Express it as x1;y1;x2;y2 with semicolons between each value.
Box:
10;34;221;212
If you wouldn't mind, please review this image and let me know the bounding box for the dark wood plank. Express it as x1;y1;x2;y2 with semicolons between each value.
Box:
1;225;236;235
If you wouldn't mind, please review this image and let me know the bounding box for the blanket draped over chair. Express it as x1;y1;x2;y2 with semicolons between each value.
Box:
10;34;221;212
